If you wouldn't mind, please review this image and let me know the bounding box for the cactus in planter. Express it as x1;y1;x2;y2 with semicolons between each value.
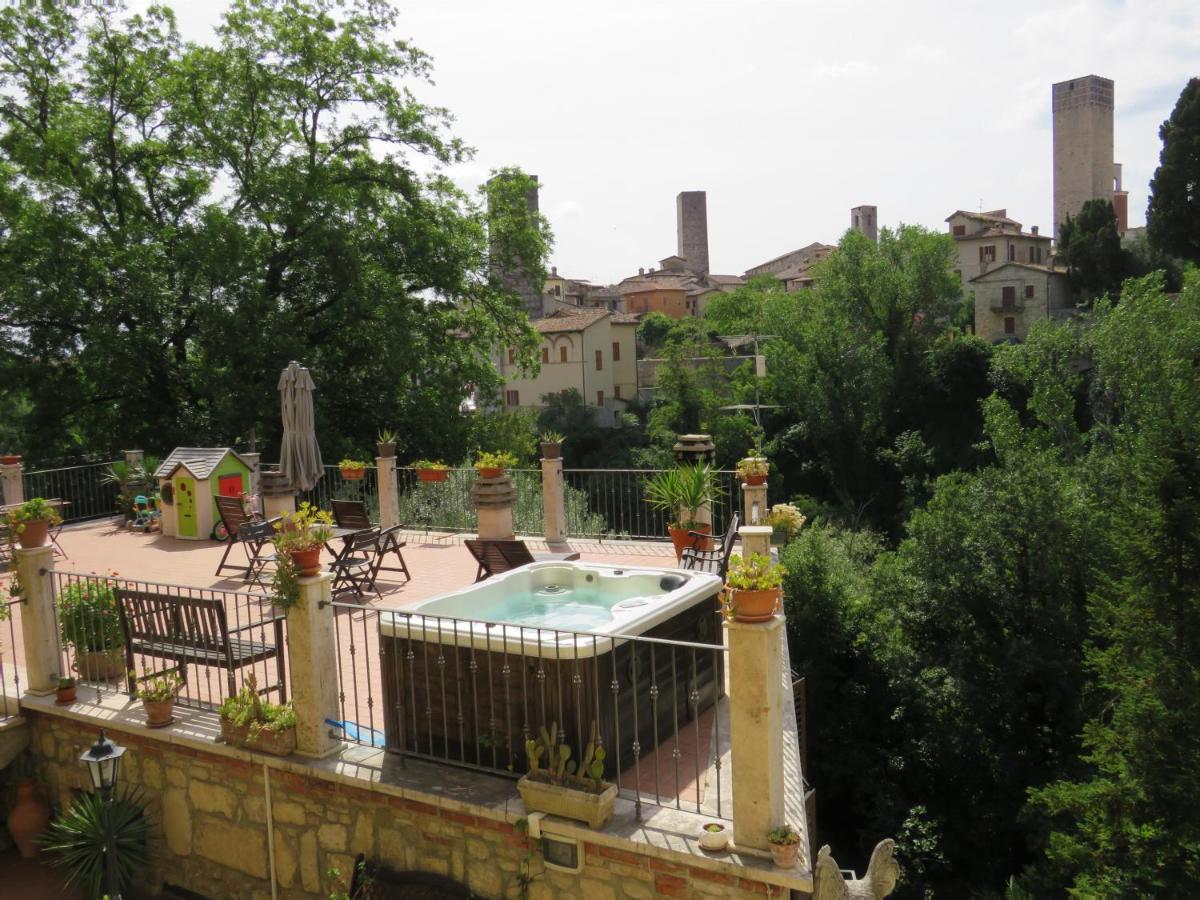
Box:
525;721;606;790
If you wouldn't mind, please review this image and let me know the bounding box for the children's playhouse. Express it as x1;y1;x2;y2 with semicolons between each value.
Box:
155;448;254;540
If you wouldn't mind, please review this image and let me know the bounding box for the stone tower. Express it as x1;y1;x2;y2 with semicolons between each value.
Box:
850;205;878;242
1052;75;1114;241
676;191;710;275
488;173;543;318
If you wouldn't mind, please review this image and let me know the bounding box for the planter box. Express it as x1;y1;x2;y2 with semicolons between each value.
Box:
242;725;297;757
517;775;617;829
74;649;126;681
340;468;365;480
219;717;250;746
476;467;503;479
417;468;448;483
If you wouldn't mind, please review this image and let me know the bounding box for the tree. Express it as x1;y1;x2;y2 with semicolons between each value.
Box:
636;311;673;351
0;0;546;463
702;274;783;335
1147;78;1200;264
1057;199;1126;300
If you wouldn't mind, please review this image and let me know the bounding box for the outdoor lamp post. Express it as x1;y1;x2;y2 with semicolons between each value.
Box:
79;729;126;899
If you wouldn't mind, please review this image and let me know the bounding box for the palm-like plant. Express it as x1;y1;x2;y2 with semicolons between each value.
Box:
644;464;720;529
43;788;151;898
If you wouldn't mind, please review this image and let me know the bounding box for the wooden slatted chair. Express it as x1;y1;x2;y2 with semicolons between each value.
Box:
330;500;411;584
214;495;277;580
464;538;580;581
680;513;740;580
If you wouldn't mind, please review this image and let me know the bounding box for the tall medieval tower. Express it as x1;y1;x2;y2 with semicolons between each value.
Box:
676;191;710;275
1052;75;1114;241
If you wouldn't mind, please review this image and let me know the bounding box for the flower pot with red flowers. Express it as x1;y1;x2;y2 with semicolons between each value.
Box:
413;460;449;483
644;465;720;560
134;666;183;727
5;497;62;549
474;450;517;480
721;553;786;624
767;824;800;868
339;458;366;480
736;456;769;486
55;676;76;705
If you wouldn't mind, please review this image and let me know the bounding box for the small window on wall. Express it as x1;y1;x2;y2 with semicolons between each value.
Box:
595;349;603;371
596;390;604;407
953;225;966;236
507;348;515;365
612;341;621;362
541;347;549;364
505;390;519;406
1025;285;1035;299
614;384;621;400
559;346;567;363
1008;244;1016;261
1004;317;1015;335
1002;286;1016;309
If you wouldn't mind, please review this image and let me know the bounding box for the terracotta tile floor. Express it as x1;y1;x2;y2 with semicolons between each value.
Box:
2;519;727;812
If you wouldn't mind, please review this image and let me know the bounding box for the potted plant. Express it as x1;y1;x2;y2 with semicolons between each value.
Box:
4;497;62;549
55;676;76;705
722;553;786;623
339;458;367;480
273;502;333;579
376;428;397;459
767;824;801;868
0;453;20;465
58;575;125;681
766;503;806;545
517;721;617;829
644;464;720;560
698;822;729;852
218;673;297;757
134;667;183;727
474;450;517;479
413;459;449;483
736;456;769;486
539;431;565;460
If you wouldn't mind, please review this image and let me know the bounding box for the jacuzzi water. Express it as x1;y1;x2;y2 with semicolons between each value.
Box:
471;586;618;630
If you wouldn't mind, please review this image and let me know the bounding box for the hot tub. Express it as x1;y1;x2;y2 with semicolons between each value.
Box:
379;561;724;775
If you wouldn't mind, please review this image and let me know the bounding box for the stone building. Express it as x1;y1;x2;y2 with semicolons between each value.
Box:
970;261;1072;343
1052;75;1126;239
677;190;710;275
850;204;878;242
948;209;1053;290
488;172;544;319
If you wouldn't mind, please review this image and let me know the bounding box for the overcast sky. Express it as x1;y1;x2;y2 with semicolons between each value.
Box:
154;0;1197;284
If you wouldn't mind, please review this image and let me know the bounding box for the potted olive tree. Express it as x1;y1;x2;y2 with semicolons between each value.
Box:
721;554;786;623
644;464;720;560
517;721;616;829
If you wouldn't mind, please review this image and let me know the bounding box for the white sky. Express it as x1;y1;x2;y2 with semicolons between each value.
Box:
153;0;1198;284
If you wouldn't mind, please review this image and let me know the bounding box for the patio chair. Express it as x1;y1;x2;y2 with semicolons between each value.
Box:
329;527;382;601
680;513;740;580
214;495;277;580
465;538;581;581
238;519;280;591
330;500;411;583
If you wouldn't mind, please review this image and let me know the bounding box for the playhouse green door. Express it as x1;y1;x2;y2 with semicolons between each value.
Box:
175;477;198;537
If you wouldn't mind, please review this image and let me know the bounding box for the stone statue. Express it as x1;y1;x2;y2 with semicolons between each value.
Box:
813;838;899;899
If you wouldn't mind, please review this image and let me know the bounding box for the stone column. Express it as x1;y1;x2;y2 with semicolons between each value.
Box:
16;545;59;695
260;470;297;520
375;455;399;530
742;473;768;527
287;572;341;758
739;525;772;558
471;473;516;540
726;614;786;852
242;452;262;500
0;458;24;507
123;449;144;470
541;456;568;550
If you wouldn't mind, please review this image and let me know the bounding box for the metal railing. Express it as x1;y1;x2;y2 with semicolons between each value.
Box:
1;599;21;721
23;461;123;522
395;467;550;536
291;465;381;522
330;602;728;818
561;468;741;541
50;571;287;711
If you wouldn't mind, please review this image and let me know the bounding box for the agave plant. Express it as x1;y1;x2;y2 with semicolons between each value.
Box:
43;788;151;898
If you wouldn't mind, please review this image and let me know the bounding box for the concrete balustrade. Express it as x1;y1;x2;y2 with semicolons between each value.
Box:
375;455;399;530
742;480;768;526
15;545;59;695
471;473;516;540
541;455;568;549
1;459;24;506
287;572;341;758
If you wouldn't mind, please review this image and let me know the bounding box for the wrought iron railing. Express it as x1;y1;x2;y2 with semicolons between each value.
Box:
22;461;123;522
329;602;729;818
50;571;287;711
1;599;21;721
291;464;381;522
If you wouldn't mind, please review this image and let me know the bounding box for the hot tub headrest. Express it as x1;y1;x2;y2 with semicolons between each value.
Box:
659;574;689;592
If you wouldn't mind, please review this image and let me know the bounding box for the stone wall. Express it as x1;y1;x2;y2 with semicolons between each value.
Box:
28;711;789;899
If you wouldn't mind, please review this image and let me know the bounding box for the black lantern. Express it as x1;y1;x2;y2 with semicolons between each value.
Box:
79;729;126;794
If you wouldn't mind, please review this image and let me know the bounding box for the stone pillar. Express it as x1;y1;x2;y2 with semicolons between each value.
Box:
260;470;297;520
541;456;568;550
673;434;715;531
287;572;341;758
375;455;399;530
242;452;262;500
726;615;786;852
471;473;516;540
16;546;59;695
739;525;772;558
742;475;768;527
0;458;24;507
123;449;144;470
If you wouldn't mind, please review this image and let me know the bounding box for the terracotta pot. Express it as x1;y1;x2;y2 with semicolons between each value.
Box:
74;649;126;681
242;725;297;757
376;442;396;459
726;586;781;623
769;841;799;869
55;685;77;705
143;697;175;728
541;442;562;460
289;547;321;576
16;519;49;549
0;454;20;465
7;779;50;859
743;473;767;486
340;467;365;480
668;523;710;561
417;468;448;483
476;467;503;479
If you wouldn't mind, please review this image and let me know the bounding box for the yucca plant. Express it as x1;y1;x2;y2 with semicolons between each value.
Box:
43;788;151;898
644;464;720;529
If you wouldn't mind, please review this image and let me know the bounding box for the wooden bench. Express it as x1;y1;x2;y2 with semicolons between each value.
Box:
114;587;287;703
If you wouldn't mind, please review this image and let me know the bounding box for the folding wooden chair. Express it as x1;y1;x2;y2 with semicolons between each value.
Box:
214;495;277;580
331;499;411;584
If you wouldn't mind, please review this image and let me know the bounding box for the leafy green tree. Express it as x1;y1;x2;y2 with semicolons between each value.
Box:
1147;77;1200;263
702;274;783;334
536;388;646;468
0;0;545;463
1057;199;1125;300
636;311;673;351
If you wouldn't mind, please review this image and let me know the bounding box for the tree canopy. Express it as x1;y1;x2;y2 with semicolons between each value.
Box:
0;0;547;464
1058;199;1126;300
1147;77;1200;264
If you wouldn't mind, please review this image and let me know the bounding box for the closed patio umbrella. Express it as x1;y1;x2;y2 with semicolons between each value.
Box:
278;360;324;492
